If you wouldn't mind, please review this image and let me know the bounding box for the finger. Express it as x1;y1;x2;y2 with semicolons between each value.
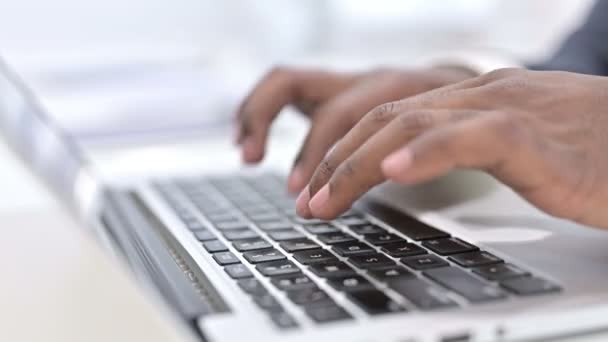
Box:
287;77;411;194
287;112;352;194
305;83;487;198
236;68;356;163
305;109;481;219
382;111;543;191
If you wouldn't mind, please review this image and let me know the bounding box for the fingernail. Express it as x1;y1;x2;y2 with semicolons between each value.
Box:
287;167;304;194
308;184;329;215
296;186;312;218
382;148;413;177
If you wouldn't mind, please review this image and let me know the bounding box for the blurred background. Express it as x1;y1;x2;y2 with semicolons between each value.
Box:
0;0;596;145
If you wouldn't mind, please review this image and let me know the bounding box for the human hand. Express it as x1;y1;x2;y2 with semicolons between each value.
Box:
296;68;608;229
234;66;475;193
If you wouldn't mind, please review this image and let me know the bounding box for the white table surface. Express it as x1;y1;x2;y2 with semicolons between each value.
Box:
0;140;195;342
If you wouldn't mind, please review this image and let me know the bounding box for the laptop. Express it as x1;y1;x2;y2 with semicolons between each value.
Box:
3;58;608;342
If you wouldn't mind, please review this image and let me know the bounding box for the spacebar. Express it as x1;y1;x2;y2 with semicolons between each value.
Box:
424;267;506;302
360;201;449;240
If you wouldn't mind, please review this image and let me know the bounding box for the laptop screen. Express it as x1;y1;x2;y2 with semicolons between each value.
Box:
0;59;90;205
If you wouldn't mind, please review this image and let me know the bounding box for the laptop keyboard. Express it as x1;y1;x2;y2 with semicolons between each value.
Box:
156;174;560;329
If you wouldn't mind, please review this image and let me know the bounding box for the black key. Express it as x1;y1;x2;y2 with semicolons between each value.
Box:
287;288;333;306
237;278;267;296
215;221;250;231
310;261;357;278
332;242;375;257
184;219;206;231
390;278;458;310
328;275;375;292
223;229;259;241
224;263;253;279
348;289;404;315
271;274;317;291
424;267;506;302
270;311;299;329
304;224;340;235
193;229;216;241
233;238;273;252
293;249;338;265
380;242;426;257
449;251;503;268
348;254;395;270
317;232;356;245
257;260;301;277
202;240;227;253
305;305;352;323
401;255;449;270
369;266;415;282
268;229;306;241
212;251;240;265
257;221;293;231
254;294;283;311
500;277;561;295
349;224;385;235
363;201;449;240
243;249;285;264
422;238;478;255
280;239;320;252
365;233;404;246
473;264;529;281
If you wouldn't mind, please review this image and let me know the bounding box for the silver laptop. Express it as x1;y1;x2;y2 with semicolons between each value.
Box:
3;59;608;342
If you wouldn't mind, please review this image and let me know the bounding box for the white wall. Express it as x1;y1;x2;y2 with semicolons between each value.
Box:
0;1;596;68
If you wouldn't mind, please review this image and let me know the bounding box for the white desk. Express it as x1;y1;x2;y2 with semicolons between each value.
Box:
0;141;194;342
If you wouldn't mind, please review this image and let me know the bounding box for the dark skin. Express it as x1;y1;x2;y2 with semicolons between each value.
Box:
234;66;476;193
237;67;608;229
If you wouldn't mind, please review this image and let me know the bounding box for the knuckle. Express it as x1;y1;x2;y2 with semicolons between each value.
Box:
369;102;399;124
491;112;526;144
268;65;292;80
367;67;403;82
486;74;531;95
329;159;357;192
337;159;356;178
317;159;335;178
398;111;435;132
480;67;524;84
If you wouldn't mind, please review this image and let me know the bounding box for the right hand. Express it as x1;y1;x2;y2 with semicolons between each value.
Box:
234;65;476;193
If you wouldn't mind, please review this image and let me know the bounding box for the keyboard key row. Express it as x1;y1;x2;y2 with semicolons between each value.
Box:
293;249;337;265
164;177;562;325
233;238;272;252
243;249;285;264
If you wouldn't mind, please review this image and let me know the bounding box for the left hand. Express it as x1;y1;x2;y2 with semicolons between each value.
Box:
296;68;608;229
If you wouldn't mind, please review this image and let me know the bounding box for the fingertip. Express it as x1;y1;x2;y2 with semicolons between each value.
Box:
308;184;330;218
295;186;312;218
242;138;264;164
287;167;305;194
